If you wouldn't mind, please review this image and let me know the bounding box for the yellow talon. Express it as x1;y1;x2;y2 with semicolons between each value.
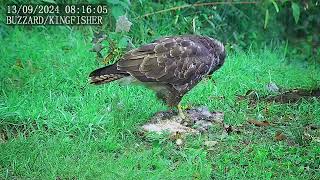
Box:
178;103;186;120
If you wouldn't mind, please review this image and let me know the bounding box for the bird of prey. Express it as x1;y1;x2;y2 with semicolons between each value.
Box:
89;35;226;119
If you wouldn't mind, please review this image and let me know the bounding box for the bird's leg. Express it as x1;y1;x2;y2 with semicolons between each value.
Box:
177;103;193;126
177;103;186;120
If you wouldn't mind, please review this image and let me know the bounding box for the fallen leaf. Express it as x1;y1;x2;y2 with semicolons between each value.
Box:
248;119;270;127
275;131;286;141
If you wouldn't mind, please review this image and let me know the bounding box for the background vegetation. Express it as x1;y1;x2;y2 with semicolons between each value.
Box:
0;0;319;179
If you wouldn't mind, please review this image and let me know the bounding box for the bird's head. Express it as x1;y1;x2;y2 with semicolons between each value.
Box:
206;37;226;74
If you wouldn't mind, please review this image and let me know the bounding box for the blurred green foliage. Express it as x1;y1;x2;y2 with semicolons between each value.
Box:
0;0;319;63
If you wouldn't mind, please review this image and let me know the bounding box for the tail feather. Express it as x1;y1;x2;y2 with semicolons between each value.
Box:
89;64;129;85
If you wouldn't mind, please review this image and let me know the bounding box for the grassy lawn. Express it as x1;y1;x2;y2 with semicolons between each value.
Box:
0;29;319;179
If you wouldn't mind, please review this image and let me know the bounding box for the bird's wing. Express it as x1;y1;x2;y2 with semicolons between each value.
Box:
117;37;212;86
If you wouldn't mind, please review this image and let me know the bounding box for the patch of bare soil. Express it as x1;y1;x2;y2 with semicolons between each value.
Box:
237;88;320;104
266;88;320;103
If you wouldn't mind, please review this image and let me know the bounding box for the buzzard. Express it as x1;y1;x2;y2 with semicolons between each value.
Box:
89;35;226;119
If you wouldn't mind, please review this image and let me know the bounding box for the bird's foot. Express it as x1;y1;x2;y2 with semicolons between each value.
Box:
177;104;192;126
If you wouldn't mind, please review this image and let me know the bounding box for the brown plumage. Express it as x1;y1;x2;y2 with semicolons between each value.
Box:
89;35;226;107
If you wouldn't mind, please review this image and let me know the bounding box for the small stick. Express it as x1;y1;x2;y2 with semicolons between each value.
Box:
136;1;258;19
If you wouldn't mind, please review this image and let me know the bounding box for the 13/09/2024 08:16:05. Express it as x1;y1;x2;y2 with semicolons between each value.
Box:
7;4;108;15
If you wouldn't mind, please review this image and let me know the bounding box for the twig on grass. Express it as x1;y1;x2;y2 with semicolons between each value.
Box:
136;1;258;19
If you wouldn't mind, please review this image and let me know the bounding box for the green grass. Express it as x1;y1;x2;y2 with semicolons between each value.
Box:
0;28;319;179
